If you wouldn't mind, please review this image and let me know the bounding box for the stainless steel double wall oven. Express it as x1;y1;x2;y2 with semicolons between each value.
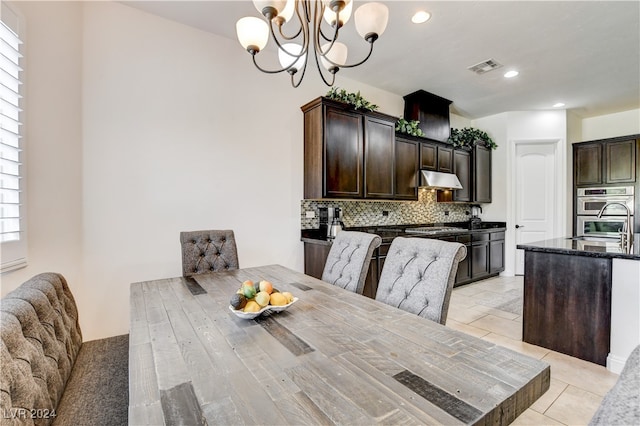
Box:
576;186;635;238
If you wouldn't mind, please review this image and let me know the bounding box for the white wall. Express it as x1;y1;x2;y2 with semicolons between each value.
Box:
581;109;640;141
1;1;404;340
473;111;567;276
0;2;84;297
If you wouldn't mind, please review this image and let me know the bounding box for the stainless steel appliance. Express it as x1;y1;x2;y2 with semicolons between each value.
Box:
470;204;483;228
576;186;634;244
319;206;344;239
577;186;634;216
576;216;630;238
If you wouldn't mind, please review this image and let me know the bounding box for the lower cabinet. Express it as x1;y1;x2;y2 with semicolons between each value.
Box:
303;228;506;296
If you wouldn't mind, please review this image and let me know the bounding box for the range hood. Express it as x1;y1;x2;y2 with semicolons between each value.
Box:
420;170;463;190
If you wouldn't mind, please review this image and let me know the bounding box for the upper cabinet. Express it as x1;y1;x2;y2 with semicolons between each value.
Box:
574;137;638;187
395;136;420;200
420;142;453;173
474;145;492;203
302;97;402;200
403;90;452;143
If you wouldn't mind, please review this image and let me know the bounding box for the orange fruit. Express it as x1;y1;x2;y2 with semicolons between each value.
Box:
243;300;261;313
281;292;294;303
269;292;288;306
259;280;273;294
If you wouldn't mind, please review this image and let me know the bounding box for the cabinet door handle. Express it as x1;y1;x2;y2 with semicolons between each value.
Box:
515;224;525;229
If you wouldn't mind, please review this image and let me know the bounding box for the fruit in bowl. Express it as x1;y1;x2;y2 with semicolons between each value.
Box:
229;279;297;318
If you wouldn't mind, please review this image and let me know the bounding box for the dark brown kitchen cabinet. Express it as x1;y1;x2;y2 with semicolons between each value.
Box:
395;137;419;200
403;90;452;143
302;97;397;200
489;231;505;274
323;107;363;198
453;149;471;202
474;145;492;203
451;145;491;203
471;233;490;278
574;137;638;187
364;116;396;199
420;142;453;173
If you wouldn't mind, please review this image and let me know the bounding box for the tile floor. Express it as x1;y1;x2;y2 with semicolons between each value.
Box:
447;275;619;426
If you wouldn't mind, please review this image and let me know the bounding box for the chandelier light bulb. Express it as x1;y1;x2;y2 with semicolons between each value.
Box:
323;0;353;27
236;17;269;53
278;0;296;23
278;43;306;73
253;0;287;18
354;2;389;42
321;42;348;72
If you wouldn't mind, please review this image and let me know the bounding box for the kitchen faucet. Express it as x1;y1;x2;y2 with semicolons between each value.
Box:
597;202;633;253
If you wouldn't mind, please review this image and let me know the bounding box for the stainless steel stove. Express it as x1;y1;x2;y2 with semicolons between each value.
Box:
404;226;466;235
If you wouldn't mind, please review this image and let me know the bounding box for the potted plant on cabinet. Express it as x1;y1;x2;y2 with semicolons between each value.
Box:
448;127;498;149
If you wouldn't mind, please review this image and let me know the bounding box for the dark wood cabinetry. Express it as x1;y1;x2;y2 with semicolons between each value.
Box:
420;142;453;173
302;97;403;200
574;137;637;187
394;137;419;200
446;145;492;203
303;228;505;295
453;150;472;202
403;90;452;143
474;145;492;203
523;250;612;365
364;116;396;199
323;107;363;198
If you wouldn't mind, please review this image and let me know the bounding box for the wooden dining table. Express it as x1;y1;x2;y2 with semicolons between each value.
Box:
129;264;549;425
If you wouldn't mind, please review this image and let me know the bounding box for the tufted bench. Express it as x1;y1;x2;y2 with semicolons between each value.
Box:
1;273;128;425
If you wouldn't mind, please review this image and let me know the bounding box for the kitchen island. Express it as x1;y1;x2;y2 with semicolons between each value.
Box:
517;238;640;373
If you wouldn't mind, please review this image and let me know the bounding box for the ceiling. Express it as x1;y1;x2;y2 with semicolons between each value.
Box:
122;1;640;119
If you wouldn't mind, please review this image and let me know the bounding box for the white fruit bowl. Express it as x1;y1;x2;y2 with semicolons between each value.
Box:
229;297;298;320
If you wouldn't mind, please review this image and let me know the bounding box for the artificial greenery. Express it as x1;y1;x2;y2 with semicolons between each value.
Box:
448;127;498;150
395;118;426;137
325;87;379;112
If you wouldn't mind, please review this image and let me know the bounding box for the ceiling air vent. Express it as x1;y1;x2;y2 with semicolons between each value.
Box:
468;59;503;75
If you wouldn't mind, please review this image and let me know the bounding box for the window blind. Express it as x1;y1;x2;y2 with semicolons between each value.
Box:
0;5;25;272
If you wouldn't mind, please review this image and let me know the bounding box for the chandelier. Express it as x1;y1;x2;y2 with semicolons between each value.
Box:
236;0;389;88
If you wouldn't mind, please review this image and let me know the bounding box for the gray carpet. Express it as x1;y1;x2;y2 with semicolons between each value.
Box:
53;334;129;426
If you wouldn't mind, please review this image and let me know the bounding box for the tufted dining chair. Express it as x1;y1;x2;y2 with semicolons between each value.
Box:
180;230;239;277
321;231;382;294
375;237;466;324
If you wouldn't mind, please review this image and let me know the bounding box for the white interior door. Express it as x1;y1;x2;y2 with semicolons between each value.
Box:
514;142;559;274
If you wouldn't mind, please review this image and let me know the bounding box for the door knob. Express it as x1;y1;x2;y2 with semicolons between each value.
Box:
515;224;525;229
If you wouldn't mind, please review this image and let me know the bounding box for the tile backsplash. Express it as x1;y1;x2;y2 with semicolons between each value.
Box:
301;189;472;229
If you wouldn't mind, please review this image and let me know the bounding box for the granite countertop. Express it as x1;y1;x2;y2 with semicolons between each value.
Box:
302;221;507;245
517;237;640;260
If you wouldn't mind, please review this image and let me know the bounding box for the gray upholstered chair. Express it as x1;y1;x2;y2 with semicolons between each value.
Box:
321;231;382;294
375;237;466;324
180;229;239;277
589;344;640;425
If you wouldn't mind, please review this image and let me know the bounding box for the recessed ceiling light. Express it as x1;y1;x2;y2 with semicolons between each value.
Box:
504;70;519;78
412;11;431;24
553;103;566;108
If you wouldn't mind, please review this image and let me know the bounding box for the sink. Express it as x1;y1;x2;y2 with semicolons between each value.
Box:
569;236;621;243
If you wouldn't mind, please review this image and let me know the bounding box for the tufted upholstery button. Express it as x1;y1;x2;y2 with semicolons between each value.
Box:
224;265;229;269
192;239;196;244
207;239;212;243
210;267;215;271
221;238;226;242
200;253;205;258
